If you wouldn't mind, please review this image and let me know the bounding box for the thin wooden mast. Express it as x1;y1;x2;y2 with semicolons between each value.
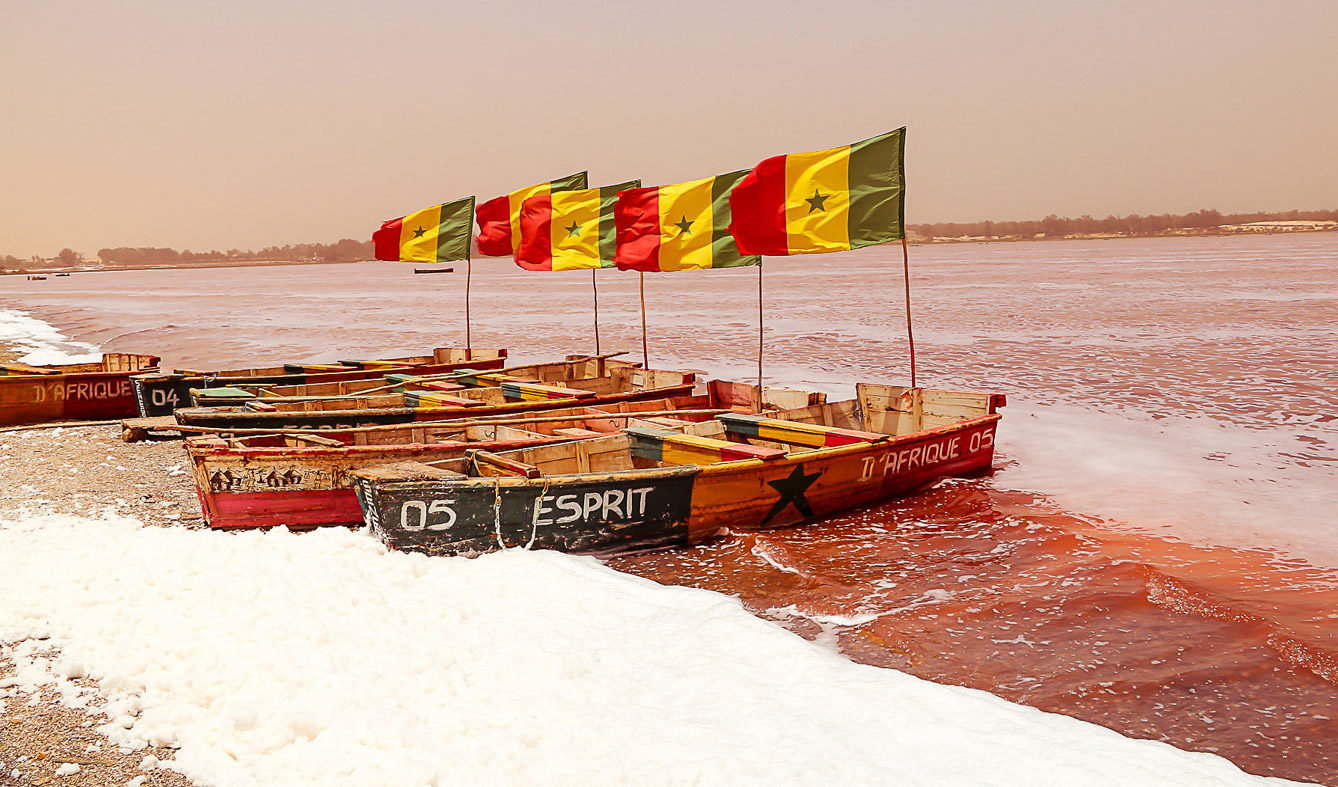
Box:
464;257;472;357
591;268;601;355
902;237;916;387
639;271;649;368
756;259;764;413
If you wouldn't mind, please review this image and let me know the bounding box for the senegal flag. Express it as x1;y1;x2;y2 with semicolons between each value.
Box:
372;196;475;262
614;170;760;272
729;127;905;256
475;172;588;256
515;181;640;271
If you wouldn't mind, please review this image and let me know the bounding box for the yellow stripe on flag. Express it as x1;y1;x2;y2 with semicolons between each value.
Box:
398;204;442;262
508;183;553;254
549;190;603;270
657;177;715;271
784;145;851;253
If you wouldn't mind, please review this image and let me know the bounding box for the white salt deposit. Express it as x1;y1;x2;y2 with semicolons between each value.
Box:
0;308;102;365
0;512;1302;786
996;401;1338;567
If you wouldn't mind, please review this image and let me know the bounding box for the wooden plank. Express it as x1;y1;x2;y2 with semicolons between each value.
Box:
467;449;542;478
761;387;828;410
624;426;785;464
0;363;61;375
404;391;485;408
718;413;887;447
356;461;466;482
858;383;919;435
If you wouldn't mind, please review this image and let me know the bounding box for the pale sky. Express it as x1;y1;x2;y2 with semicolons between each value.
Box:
2;0;1335;258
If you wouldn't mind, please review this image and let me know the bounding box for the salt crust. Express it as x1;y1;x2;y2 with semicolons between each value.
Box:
0;308;102;365
0;512;1306;787
996;401;1338;568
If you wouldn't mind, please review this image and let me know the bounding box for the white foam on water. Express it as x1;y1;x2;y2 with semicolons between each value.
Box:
0;308;102;364
0;512;1299;787
995;400;1338;567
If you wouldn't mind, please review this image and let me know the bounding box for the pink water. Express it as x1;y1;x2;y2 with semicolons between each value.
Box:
4;233;1337;782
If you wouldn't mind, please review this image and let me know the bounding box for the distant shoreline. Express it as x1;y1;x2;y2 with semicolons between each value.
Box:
0;257;364;276
917;224;1338;245
4;225;1336;276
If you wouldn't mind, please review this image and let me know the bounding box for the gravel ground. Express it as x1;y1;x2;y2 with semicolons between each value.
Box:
0;425;201;529
1;423;201;787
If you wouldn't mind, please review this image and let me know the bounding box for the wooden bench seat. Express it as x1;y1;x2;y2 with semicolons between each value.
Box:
403;391;485;408
717;413;887;447
282;363;351;373
454;371;594;402
624;426;786;465
195;386;256;399
415;380;466;392
553;427;604;437
0;363;61;376
466;449;541;478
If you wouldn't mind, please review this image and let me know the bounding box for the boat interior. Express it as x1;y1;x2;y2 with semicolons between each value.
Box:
357;384;1004;481
0;353;159;377
170;347;506;378
189;355;647;403
190;358;699;413
185;398;726;451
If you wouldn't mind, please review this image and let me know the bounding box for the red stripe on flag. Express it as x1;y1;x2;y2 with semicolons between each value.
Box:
515;194;555;271
474;194;513;257
614;186;661;271
728;156;787;256
372;218;404;261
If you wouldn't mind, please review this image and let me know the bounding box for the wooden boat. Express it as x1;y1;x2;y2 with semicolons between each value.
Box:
130;347;507;417
413;267;454;274
28;275;47;281
0;353;161;427
184;359;632;408
352;383;1005;558
186;398;727;530
171;357;699;431
124;378;823;442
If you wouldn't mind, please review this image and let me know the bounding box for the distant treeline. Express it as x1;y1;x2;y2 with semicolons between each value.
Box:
94;239;374;267
909;208;1338;239
1;239;374;271
7;206;1338;271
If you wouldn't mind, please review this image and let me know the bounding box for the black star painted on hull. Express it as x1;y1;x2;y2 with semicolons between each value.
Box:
673;215;694;236
804;189;829;213
564;221;582;239
759;463;823;526
412;226;427;238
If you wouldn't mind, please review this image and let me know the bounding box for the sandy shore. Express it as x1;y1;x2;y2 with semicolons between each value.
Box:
1;424;201;787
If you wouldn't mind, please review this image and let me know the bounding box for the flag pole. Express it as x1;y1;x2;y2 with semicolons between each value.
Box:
591;268;601;355
465;257;473;357
902;237;916;388
639;271;649;368
755;258;764;414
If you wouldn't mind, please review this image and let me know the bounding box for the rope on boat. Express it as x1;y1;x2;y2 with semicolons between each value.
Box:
524;474;552;551
491;477;504;551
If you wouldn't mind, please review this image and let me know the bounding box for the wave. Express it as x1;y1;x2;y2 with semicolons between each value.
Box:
994;401;1338;569
1143;567;1338;685
0;308;103;365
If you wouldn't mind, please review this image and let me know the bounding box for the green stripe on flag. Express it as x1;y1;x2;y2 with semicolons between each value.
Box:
551;171;589;194
435;196;475;262
598;180;640;266
710;169;760;268
847;127;906;248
